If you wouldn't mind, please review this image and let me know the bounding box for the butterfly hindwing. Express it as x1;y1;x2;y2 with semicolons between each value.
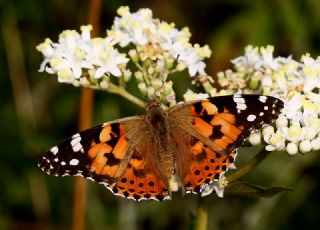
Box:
107;144;171;201
171;127;237;194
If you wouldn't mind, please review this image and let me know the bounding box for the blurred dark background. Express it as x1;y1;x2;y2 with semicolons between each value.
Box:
1;0;320;229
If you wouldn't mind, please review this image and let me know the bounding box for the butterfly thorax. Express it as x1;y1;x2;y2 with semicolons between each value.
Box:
145;100;169;139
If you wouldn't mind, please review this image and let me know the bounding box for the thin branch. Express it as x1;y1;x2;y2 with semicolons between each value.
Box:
196;197;209;230
72;1;102;230
106;82;146;108
227;148;271;184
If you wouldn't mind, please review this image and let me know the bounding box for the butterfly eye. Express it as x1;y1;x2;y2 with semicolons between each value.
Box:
146;114;151;121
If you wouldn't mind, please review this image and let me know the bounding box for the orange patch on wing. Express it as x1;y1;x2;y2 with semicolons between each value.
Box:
129;159;144;169
210;116;242;141
201;101;218;115
119;123;125;134
101;165;118;176
88;143;112;159
194;117;213;137
191;141;204;155
90;150;108;174
113;136;128;159
212;136;230;150
99;125;112;142
217;113;236;124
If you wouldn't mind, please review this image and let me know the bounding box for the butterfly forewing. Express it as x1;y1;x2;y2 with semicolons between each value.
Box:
169;95;283;154
38;116;144;183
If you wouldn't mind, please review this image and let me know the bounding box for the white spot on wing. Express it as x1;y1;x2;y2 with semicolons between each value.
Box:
247;114;256;121
233;96;245;104
72;133;80;138
73;143;83;152
50;146;59;155
259;112;264;116
236;103;247;110
264;106;268;110
61;161;66;166
234;96;247;110
70;159;80;166
71;133;84;153
259;96;267;103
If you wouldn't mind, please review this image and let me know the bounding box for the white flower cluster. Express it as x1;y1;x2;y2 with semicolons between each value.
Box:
218;45;320;155
108;6;211;77
37;6;211;106
36;25;129;88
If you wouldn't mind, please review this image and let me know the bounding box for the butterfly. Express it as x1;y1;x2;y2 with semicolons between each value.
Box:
38;95;283;201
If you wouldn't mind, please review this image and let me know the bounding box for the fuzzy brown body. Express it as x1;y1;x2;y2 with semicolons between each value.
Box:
144;101;176;189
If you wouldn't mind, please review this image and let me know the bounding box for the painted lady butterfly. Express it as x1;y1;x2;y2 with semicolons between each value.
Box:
38;95;283;201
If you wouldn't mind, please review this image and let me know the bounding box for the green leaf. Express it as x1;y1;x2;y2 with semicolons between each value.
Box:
224;181;293;198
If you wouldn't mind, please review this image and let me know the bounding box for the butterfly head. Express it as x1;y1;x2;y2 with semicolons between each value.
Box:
145;100;168;128
146;99;161;111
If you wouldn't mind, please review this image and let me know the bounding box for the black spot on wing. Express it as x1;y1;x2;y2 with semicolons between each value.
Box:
133;168;145;177
201;110;214;123
110;123;121;136
195;149;207;162
78;125;103;150
106;134;119;147
193;102;203;114
208;97;236;113
105;153;121;166
210;125;223;139
131;150;143;160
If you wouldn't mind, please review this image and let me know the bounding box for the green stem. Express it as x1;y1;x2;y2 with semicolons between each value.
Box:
227;148;270;184
196;197;209;230
105;82;146;108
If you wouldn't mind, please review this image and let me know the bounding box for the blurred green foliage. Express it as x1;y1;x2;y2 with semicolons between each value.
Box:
1;0;320;229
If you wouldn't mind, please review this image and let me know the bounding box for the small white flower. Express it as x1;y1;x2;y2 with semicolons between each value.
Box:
93;48;129;78
249;132;261;145
183;89;209;102
299;140;312;153
232;45;260;68
276;114;288;128
286;143;298;155
311;137;320;150
262;126;275;143
258;45;279;70
80;25;93;41
201;175;228;198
